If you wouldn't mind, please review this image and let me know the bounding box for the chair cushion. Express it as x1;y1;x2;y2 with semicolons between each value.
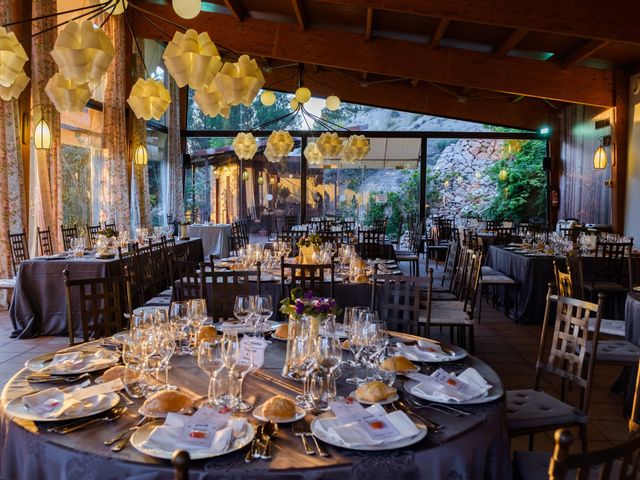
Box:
157;288;173;297
480;274;517;285
586;340;640;364
481;266;498;276
427;301;473;325
507;389;587;433
0;278;15;289
396;254;419;261
588;318;625;337
144;296;172;307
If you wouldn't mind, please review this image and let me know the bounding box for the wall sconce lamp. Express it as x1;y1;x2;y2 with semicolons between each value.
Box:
593;136;611;170
133;145;148;165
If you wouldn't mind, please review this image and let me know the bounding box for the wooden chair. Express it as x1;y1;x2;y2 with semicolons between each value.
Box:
37;227;54;256
85;223;102;249
492;226;514;244
486;220;502;230
172;450;190;480
170;259;201;302
317;230;344;249
120;246;143;315
372;217;388;233
8;229;29;276
374;274;429;336
63;269;125;346
280;258;335;299
396;221;422;276
199;264;259;321
230;221;248;255
356;229;387;259
584;240;633;301
104;222;116;231
506;285;605;452
60;223;78;252
138;240;172;305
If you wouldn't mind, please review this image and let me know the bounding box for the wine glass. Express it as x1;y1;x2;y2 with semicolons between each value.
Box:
232;344;258;412
234;295;252;327
155;325;177;390
169;301;191;356
220;331;240;407
197;339;225;406
251;295;273;337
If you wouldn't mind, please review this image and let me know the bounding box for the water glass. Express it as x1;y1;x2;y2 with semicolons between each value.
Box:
170;301;191;356
197;340;225;406
123;364;145;399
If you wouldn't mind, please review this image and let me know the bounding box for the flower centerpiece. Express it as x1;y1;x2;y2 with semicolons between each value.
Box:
96;227;118;255
279;288;341;378
297;234;322;264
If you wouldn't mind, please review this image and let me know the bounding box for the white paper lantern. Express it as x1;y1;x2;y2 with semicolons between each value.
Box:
133;145;148;165
214;55;265;107
50;20;115;86
340;142;357;164
0;70;28;101
316;132;343;158
173;0;201;19
127;78;171;121
260;90;275;106
295;87;311;104
45;73;91;112
346;134;370;160
193;82;230;118
290;98;298;110
264;143;283;163
267;130;294;158
233;132;258;160
0;27;28;88
304;141;324;165
163;29;221;89
325;95;340;111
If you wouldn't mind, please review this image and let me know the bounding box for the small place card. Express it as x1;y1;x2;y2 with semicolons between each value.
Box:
71;378;124;401
176;407;230;449
431;368;470;394
357;411;401;442
329;397;367;422
239;336;268;369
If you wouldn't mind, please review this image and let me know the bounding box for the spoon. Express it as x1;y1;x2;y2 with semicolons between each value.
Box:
260;421;279;460
245;424;264;463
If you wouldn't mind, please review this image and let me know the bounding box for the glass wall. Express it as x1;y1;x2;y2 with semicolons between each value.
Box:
147;128;167;226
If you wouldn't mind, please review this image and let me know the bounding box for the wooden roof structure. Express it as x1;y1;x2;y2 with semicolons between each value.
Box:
130;0;640;130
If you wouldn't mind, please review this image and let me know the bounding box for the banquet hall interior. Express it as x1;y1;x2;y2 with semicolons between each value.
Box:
2;0;640;479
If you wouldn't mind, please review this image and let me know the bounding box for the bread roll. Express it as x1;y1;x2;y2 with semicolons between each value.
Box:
197;325;218;343
274;323;288;338
142;391;193;415
262;395;296;421
355;381;397;403
100;365;125;383
380;355;416;372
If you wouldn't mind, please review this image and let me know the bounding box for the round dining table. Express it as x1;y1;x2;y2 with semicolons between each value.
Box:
0;332;511;480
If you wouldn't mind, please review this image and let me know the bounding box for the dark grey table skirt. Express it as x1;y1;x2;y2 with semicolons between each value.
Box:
0;333;511;480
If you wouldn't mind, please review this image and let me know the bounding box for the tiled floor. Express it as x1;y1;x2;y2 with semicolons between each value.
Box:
0;262;631;457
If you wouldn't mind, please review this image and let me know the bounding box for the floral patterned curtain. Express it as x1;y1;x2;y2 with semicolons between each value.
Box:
29;0;62;253
0;0;26;307
101;14;130;229
167;78;184;221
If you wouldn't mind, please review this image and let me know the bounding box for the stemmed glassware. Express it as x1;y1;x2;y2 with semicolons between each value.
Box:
189;299;208;351
197;339;225;407
169;301;191;356
220;331;240;407
155;324;177;390
233;295;253;331
251;295;273;337
314;318;342;409
292;316;318;410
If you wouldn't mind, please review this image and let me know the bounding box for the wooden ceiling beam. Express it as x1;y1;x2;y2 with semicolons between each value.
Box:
131;2;614;106
562;40;609;68
223;0;246;21
494;28;529;59
429;18;449;49
291;0;307;31
263;67;555;130
364;7;373;40
315;0;640;45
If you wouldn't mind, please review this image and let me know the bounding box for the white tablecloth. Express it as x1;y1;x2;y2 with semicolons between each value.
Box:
188;224;232;258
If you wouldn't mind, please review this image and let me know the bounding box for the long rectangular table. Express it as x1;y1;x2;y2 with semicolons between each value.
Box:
188;224;232;258
9;238;203;339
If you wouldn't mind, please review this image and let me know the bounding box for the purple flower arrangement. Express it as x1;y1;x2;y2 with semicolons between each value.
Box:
280;287;340;320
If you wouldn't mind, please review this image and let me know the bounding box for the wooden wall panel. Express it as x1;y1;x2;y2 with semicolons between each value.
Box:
558;104;613;225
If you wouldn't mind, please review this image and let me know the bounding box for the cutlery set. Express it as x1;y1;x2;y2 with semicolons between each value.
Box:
26;373;90;384
45;407;127;434
245;421;278;462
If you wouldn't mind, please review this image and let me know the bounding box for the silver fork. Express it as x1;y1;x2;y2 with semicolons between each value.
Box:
405;397;471;416
301;419;329;457
292;420;315;455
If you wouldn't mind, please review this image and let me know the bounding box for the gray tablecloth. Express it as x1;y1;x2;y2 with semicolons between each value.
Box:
0;333;511;480
485;246;636;324
189;224;232;259
9;239;203;339
625;292;640;346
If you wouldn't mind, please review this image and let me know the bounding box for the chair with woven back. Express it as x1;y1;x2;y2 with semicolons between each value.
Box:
396;220;422;276
199;261;260;321
280;257;335;299
584;239;633;302
104;222;116;231
317;230;344;249
120;246;143;315
372;217;388;233
63;269;125;346
486;220;502;230
60;223;78;252
85;223;102;249
8;229;29;276
506;284;605;452
230;221;248;255
491;226;514;245
37;227;54;256
374;274;429;337
356;229;387;260
138;240;172;307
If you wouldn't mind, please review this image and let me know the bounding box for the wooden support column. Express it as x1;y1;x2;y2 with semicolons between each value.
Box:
300;135;307;222
419;137;427;221
612;69;629;233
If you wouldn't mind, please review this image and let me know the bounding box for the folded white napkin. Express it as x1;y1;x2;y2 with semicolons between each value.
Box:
396;342;449;362
35;352;83;373
36;350;116;374
318;404;419;448
142;413;246;453
21;381;109;418
407;368;490;403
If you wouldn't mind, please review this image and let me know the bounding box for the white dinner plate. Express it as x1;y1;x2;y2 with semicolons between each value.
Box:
25;351;120;376
5;391;120;422
349;390;399;406
130;420;255;460
112;331;131;344
392;342;467;363
252;403;306;423
404;379;503;405
310;412;427;451
138;403;195;419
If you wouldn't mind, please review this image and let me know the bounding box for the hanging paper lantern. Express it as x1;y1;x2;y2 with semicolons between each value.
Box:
257;175;264;185
295;87;311;104
193;82;230;118
108;0;128;15
340;139;357;164
173;0;201;19
290;98;299;110
214;55;265;107
304;142;324;165
0;27;28;88
346;134;370;160
260;90;275;106
133;145;148;165
0;71;28;101
267;130;294;158
50;20;115;86
163;29;221;89
264;143;283;163
325;95;340;111
127;78;171;121
233;132;258;160
316;132;343;158
45;73;91;112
